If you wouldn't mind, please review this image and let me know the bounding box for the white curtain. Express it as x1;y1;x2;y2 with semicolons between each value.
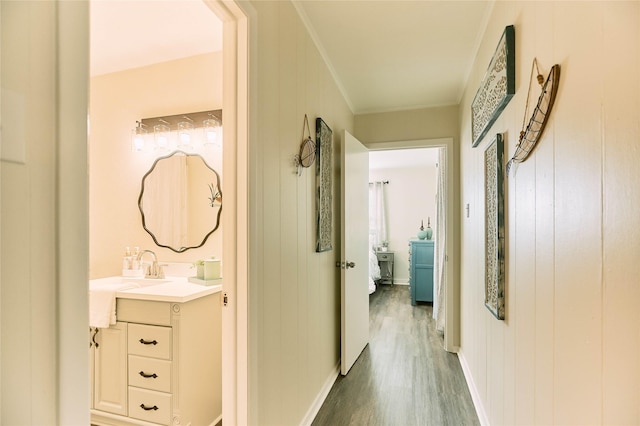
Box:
433;148;447;333
368;181;387;249
144;156;188;248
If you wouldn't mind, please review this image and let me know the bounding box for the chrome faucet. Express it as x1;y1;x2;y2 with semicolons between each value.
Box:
136;249;165;279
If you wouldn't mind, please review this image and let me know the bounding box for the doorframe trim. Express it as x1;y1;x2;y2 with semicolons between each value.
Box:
203;0;256;423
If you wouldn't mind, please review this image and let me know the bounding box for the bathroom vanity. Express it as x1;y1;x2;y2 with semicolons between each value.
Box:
89;277;221;426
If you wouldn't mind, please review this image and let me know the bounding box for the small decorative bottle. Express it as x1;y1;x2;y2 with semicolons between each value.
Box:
417;220;428;240
425;217;433;240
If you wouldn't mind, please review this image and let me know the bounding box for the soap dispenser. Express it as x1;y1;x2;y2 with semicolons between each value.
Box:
123;246;132;270
131;246;140;271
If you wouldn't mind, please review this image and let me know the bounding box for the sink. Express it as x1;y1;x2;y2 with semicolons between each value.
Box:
90;276;170;289
121;277;171;287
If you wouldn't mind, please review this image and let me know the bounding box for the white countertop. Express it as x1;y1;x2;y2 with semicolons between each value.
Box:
90;275;222;303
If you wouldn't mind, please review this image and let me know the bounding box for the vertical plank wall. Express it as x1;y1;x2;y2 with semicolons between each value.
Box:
251;1;354;425
1;1;59;423
459;2;640;425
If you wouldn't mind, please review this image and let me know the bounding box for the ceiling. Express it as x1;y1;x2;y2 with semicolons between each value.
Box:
90;0;222;76
370;147;438;170
294;0;493;113
90;0;493;113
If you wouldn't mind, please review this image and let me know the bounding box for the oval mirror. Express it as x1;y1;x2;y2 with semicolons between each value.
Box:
138;151;222;253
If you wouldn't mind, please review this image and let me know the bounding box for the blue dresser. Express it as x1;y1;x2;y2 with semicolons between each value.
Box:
409;240;434;305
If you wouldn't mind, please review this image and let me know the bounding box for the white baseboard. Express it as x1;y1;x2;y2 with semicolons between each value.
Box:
393;279;409;285
210;413;222;426
457;350;490;426
299;362;340;426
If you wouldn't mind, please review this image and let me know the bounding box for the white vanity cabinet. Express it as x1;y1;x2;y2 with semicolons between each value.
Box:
92;322;128;416
90;284;221;426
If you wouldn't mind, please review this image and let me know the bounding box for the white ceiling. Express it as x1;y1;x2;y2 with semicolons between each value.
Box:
90;0;222;76
369;147;438;170
295;0;494;113
90;0;492;113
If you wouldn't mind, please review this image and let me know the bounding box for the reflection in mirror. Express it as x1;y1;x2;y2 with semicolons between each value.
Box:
138;151;222;253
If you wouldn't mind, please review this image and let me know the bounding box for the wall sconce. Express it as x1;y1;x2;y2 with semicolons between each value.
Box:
133;109;222;156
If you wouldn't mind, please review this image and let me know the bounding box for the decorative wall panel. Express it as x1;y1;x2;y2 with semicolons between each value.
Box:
316;117;333;252
471;25;515;148
484;134;505;319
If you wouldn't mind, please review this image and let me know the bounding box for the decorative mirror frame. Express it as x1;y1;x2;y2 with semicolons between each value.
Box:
138;150;222;253
484;134;505;320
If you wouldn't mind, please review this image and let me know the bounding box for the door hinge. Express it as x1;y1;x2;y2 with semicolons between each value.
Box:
223;292;228;306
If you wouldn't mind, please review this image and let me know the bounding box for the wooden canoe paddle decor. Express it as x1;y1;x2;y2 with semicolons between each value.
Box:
506;59;560;175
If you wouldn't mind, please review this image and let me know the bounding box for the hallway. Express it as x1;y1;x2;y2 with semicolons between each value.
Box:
312;285;479;425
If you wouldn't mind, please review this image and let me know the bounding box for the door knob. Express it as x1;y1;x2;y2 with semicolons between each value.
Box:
346;261;356;269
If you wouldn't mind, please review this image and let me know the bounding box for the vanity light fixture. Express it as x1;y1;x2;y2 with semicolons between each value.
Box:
177;116;195;150
133;109;222;156
154;119;171;153
131;121;148;152
203;113;222;148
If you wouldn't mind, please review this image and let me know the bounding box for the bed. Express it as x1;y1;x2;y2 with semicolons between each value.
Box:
368;247;381;294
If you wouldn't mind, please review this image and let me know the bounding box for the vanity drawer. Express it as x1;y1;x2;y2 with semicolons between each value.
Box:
128;323;172;360
128;387;172;425
117;299;171;326
128;355;171;393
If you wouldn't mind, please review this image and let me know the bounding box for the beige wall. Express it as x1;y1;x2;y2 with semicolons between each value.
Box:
89;52;223;278
1;1;90;424
1;2;60;422
355;105;458;144
459;2;640;424
248;1;354;424
369;159;438;284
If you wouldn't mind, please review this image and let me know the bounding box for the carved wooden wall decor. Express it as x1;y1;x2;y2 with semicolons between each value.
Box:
484;134;505;319
316;117;333;252
472;25;515;148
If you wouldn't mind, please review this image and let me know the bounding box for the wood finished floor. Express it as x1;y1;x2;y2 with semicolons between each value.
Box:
312;285;480;426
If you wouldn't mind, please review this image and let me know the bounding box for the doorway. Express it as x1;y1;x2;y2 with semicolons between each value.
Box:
367;141;453;348
87;0;227;423
51;0;250;423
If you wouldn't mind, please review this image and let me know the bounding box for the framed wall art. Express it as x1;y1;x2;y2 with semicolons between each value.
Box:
315;117;333;252
484;133;505;320
471;25;515;148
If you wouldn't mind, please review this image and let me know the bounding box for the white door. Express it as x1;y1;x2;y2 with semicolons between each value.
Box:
340;131;370;375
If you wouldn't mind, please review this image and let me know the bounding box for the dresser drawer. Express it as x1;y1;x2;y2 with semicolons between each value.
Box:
128;387;172;425
128;323;172;360
128;355;171;393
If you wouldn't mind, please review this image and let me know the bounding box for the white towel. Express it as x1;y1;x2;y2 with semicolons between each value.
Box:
89;282;140;328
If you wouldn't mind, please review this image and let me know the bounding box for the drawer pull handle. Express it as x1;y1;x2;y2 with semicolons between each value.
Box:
140;404;159;411
139;338;158;345
139;371;158;379
92;328;99;348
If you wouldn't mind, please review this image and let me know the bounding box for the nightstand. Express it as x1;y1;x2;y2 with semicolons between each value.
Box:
376;251;394;285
